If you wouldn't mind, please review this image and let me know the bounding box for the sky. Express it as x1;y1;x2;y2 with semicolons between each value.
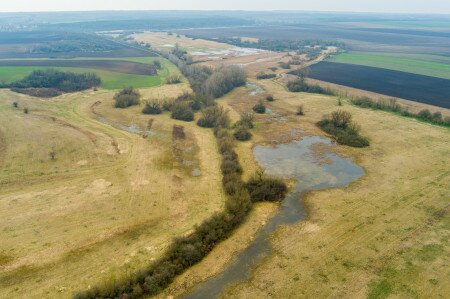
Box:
0;0;450;14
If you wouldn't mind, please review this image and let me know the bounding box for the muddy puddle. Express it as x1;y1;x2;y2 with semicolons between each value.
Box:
247;82;265;96
95;115;156;137
183;136;364;298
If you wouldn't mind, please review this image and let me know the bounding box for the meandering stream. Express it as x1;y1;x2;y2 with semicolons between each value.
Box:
183;136;364;298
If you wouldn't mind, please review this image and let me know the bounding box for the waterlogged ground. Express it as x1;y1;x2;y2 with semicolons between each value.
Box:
184;136;364;298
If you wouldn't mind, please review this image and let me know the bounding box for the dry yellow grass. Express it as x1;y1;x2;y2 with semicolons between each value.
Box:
219;80;450;298
131;31;230;54
0;85;226;298
152;79;449;298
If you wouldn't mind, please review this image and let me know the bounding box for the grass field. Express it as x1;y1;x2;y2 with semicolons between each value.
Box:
329;51;450;79
0;56;179;90
151;80;450;298
0;81;227;298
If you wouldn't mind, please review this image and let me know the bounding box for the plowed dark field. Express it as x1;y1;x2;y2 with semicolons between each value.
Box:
309;62;450;109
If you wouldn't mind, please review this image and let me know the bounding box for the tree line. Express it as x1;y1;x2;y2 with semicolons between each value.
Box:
4;69;101;97
185;35;344;56
162;44;246;99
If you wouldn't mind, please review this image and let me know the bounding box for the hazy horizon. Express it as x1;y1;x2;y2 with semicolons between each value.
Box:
1;0;450;14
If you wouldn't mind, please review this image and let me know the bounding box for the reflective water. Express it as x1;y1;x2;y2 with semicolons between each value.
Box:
95;115;156;137
183;136;364;298
247;82;265;96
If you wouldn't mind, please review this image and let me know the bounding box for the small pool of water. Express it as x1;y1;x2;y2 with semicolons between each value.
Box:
183;136;364;298
247;82;265;96
96;115;155;137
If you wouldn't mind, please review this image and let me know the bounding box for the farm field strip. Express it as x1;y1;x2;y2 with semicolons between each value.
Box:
329;51;450;79
0;59;157;75
0;56;179;89
309;62;450;109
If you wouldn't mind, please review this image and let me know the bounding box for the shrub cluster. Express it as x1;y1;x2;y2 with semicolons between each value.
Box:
256;73;276;80
317;110;370;148
197;105;229;128
246;172;287;202
253;101;266;114
170;102;194;121
235;112;254;129
287;77;333;95
233;112;254;141
166;74;182;84
152;60;162;70
142;101;162;115
351;97;450;127
278;62;291;69
266;95;275;102
114;87;141;108
296;105;305;115
233;126;252;141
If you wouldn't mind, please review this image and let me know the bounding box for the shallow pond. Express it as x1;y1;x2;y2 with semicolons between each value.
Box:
247;82;265;96
183;136;364;298
95;115;155;137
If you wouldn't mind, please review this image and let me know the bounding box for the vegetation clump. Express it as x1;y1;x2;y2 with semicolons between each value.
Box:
287;77;332;95
253;101;266;114
246;172;287;202
197;105;228;128
233;126;252;141
232;112;254;141
171;102;194;121
317;110;370;147
114;87;141;108
235;112;254;129
278;62;291;69
166;74;182;84
204;65;246;98
7;69;101;97
257;73;277;80
296;104;305;115
142;100;162;115
351;97;450;127
152;60;162;70
266;95;275;102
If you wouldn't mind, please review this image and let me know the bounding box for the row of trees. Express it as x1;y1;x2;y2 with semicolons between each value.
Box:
286;76;333;95
184;35;343;53
351;97;450;127
162;47;246;99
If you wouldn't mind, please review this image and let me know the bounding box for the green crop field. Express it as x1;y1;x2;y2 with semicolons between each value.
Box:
0;56;179;90
328;51;450;80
